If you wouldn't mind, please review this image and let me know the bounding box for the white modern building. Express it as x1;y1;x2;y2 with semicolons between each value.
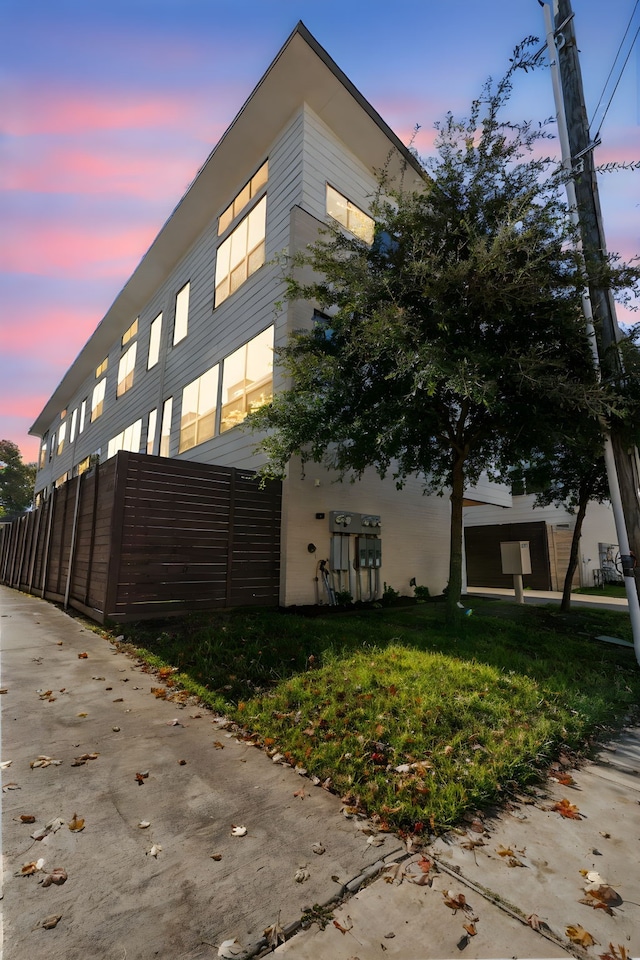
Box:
30;23;507;607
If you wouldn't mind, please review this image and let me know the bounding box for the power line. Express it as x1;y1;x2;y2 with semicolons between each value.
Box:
590;0;640;138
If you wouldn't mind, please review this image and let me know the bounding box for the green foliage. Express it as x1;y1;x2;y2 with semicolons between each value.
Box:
0;440;36;517
334;589;353;605
249;44;634;620
413;584;431;601
120;602;639;832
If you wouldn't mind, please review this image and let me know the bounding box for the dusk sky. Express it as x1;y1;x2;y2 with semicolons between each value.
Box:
1;0;639;463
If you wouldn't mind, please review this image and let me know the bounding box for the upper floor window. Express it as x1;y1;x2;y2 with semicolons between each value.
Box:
220;326;274;433
39;439;47;470
79;399;87;434
148;313;162;369
49;434;55;461
96;357;108;378
55;472;68;489
122;318;138;347
76;456;91;476
218;161;268;235
173;282;190;346
69;407;78;444
57;420;67;456
107;418;142;459
215;196;266;306
91;378;106;422
147;408;158;455
179;365;219;453
117;342;137;397
326;184;374;244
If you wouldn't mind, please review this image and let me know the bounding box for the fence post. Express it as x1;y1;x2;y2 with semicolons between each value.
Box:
103;451;129;619
225;467;237;606
27;507;43;594
64;474;83;610
41;490;56;599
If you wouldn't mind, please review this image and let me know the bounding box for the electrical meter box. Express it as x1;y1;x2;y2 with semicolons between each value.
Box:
500;541;531;575
330;535;350;571
356;537;382;568
329;511;355;532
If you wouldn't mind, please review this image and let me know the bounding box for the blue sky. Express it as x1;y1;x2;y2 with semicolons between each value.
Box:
1;0;638;460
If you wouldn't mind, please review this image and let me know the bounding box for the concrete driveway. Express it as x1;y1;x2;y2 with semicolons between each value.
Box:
0;587;400;959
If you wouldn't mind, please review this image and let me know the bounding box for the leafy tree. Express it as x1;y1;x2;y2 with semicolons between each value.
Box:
0;440;36;517
251;45;633;620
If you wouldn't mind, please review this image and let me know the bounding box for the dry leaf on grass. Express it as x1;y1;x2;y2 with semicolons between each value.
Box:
566;924;597;947
41;868;67;887
553;798;582;819
549;771;576;786
41;914;62;929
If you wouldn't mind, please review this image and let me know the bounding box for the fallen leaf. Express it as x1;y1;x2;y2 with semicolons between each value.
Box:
333;917;353;935
293;787;305;799
566;924;597;947
21;860;44;876
312;842;326;855
463;923;477;936
41;868;67;887
579;897;614;915
264;913;285;949
294;867;310;883
149;844;162;858
38;690;53;700
581;870;605;883
553;798;581;819
3;782;20;791
550;771;576;786
41;914;62;929
496;845;515;857
68;813;85;832
151;687;166;699
78;652;88;659
599;946;629;960
213;741;224;749
461;837;485;850
367;834;386;847
218;938;244;958
231;825;247;837
20;814;36;823
30;756;62;768
76;713;88;718
210;853;223;861
44;817;64;833
167;719;183;726
177;759;187;765
0;688;8;694
443;891;467;912
584;885;622;907
135;772;148;785
138;821;151;829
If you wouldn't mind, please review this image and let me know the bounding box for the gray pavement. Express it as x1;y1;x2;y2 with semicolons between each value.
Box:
2;585;639;960
466;586;629;614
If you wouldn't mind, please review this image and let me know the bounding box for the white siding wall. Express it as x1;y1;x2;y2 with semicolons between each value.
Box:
281;459;451;606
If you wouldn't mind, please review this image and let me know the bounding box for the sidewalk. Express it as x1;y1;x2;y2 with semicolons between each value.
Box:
2;586;639;959
467;586;629;613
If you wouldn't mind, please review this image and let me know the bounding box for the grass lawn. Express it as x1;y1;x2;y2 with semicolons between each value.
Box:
573;584;626;599
115;598;639;836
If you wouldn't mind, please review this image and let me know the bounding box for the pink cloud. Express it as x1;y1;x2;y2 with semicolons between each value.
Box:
2;86;202;137
0;222;157;278
0;310;98;359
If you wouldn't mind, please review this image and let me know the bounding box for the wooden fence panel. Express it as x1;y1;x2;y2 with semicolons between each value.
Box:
464;521;552;590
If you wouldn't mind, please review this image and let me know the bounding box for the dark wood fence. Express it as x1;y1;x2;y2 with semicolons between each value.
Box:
0;452;281;622
464;520;552;590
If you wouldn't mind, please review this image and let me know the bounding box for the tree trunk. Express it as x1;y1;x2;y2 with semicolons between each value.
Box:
560;489;589;612
447;450;465;621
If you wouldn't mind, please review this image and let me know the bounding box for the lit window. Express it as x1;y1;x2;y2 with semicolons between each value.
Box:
147;408;157;455
39;440;47;470
57;421;67;456
148;313;162;369
69;408;78;444
220;326;274;433
215;196;266;306
107;419;142;459
76;456;91;476
179;365;219;453
173;282;190;345
79;399;87;434
49;434;55;461
91;378;106;422
218;161;268;235
326;184;374;244
122;318;138;346
96;357;108;378
55;472;68;489
159;397;173;457
117;342;137;397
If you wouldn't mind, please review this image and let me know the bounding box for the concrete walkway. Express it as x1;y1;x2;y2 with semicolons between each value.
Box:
467;585;629;613
2;586;639;960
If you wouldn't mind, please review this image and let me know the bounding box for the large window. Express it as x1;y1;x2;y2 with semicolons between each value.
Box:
91;379;106;422
159;397;173;457
179;365;219;453
326;184;374;244
57;420;67;456
107;419;142;459
147;409;157;455
117;342;137;397
39;439;47;470
79;399;87;434
122;318;138;346
173;283;190;345
220;326;273;433
215;196;266;306
218;161;268;235
69;407;78;444
148;313;162;369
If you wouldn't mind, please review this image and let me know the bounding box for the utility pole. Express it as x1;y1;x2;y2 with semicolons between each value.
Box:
542;0;640;663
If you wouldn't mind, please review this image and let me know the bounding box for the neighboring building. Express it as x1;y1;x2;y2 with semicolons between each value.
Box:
464;493;620;590
30;23;506;607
